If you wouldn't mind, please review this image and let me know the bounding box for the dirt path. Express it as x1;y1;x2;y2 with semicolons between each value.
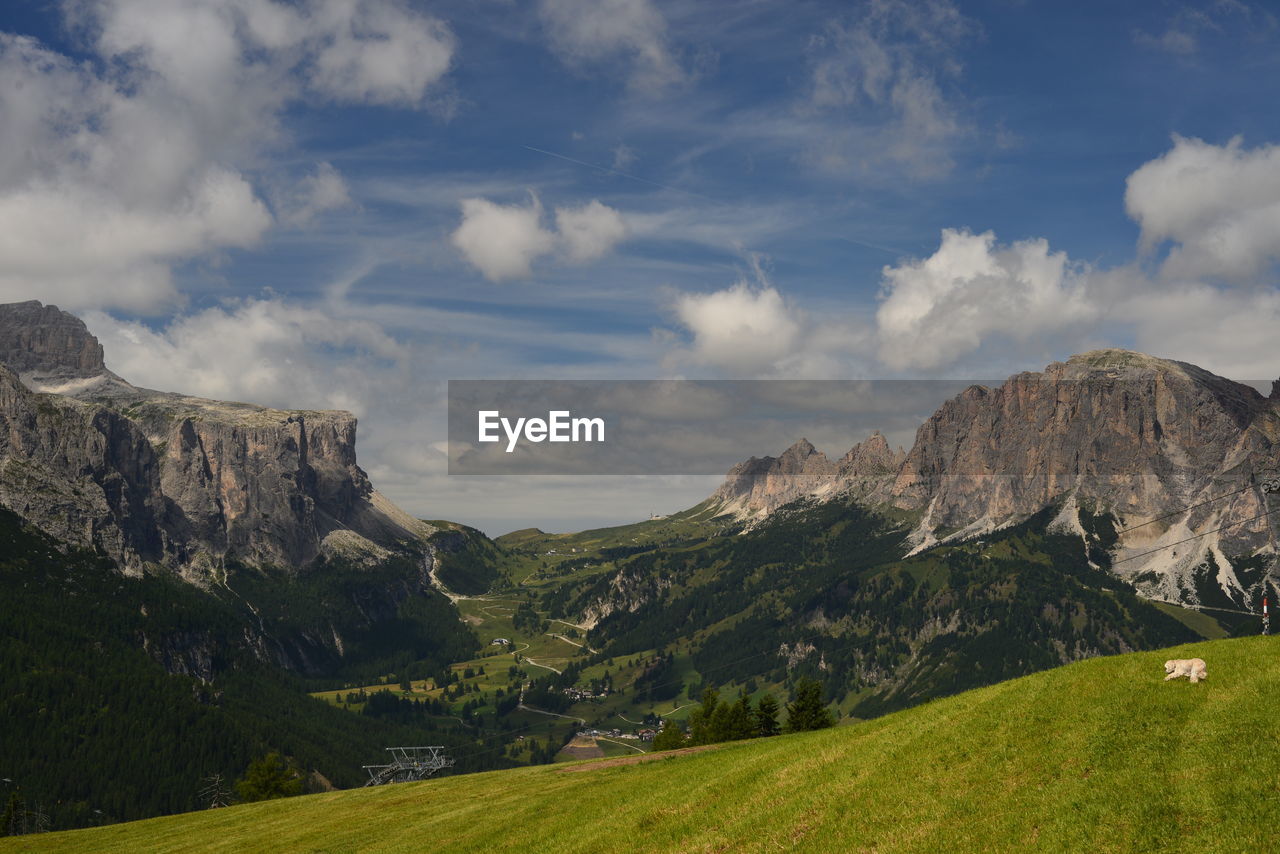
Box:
558;745;719;772
522;657;562;675
595;736;646;754
518;703;585;724
551;618;593;632
546;632;598;653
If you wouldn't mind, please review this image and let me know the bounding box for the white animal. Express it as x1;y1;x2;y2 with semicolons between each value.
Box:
1163;658;1207;683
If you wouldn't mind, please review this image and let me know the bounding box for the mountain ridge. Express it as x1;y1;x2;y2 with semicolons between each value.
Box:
708;348;1280;610
0;300;433;578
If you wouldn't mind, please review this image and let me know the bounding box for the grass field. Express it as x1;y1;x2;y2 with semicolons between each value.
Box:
8;635;1275;853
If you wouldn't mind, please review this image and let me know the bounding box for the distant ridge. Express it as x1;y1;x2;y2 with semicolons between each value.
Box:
709;349;1280;609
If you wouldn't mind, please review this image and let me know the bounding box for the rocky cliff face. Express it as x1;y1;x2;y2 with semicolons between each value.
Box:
0;300;106;379
0;301;433;578
713;432;904;517
0;365;168;568
711;350;1280;608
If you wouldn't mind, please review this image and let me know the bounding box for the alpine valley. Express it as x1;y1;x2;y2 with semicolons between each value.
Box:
1;300;1276;831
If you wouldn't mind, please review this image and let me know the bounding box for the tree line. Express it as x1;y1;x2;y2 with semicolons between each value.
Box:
650;679;835;751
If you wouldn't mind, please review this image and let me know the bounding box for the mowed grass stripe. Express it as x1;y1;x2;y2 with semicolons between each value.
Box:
6;637;1277;853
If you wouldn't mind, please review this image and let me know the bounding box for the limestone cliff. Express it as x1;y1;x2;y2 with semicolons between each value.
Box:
712;432;904;518
0;301;433;578
710;350;1280;608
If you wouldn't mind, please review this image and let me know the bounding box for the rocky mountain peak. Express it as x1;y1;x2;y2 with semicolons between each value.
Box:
0;301;434;577
778;438;823;466
0;300;106;381
709;349;1280;609
837;431;902;476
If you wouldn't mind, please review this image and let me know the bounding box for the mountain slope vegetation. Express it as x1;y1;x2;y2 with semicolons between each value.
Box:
13;636;1275;853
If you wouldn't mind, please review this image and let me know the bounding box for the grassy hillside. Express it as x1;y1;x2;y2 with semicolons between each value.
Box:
10;636;1276;853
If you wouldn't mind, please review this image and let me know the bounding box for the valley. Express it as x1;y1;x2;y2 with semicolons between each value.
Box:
11;635;1276;853
0;301;1275;841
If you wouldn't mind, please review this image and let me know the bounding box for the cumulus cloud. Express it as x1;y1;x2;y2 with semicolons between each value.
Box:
1125;285;1280;379
451;196;557;282
804;0;975;177
84;297;404;411
673;283;802;374
1126;135;1280;282
451;196;628;280
308;0;456;106
538;0;683;94
0;0;455;313
876;229;1097;370
555;200;629;263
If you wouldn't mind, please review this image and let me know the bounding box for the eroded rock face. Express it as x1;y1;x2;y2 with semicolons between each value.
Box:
0;365;167;569
713;433;905;517
711;350;1280;606
0;300;105;379
0;301;433;577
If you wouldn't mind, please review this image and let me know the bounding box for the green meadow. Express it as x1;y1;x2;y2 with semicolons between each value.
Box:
9;636;1274;853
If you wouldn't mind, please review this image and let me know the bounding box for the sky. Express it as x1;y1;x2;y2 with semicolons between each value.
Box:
2;0;1280;534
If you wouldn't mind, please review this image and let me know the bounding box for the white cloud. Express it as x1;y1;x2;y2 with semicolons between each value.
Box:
876;229;1097;370
538;0;683;94
1134;2;1274;56
451;196;556;282
451;196;629;280
803;0;975;177
1125;135;1280;282
308;0;455;106
84;297;404;411
672;282;802;374
1124;285;1280;380
0;1;455;313
278;162;353;226
555;200;629;263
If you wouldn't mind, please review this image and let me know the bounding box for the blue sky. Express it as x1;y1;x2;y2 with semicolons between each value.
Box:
3;0;1280;533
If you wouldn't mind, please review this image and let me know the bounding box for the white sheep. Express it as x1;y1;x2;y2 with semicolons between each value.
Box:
1163;658;1207;683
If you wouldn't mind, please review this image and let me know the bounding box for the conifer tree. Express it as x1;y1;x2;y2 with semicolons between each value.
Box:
784;679;835;733
651;721;687;751
235;753;304;803
724;694;755;741
687;687;720;745
754;693;781;737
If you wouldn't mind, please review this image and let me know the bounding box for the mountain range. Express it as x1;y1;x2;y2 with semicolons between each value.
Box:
0;298;1275;832
712;350;1280;612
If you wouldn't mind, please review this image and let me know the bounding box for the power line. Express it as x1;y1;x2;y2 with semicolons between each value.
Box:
1113;506;1280;566
1115;483;1258;534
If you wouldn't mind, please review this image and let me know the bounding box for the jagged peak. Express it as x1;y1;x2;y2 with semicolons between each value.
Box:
0;299;107;381
781;437;819;458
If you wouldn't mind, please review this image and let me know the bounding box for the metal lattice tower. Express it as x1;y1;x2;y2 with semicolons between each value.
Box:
362;747;454;787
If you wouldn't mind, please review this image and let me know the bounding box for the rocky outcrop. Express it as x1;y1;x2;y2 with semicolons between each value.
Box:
0;300;105;379
0;301;434;578
713;433;905;518
0;364;168;568
710;350;1280;607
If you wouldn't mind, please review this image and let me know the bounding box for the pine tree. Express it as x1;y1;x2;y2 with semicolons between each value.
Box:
724;694;755;741
687;687;720;745
754;693;781;737
234;753;304;803
651;721;687;751
784;679;835;733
